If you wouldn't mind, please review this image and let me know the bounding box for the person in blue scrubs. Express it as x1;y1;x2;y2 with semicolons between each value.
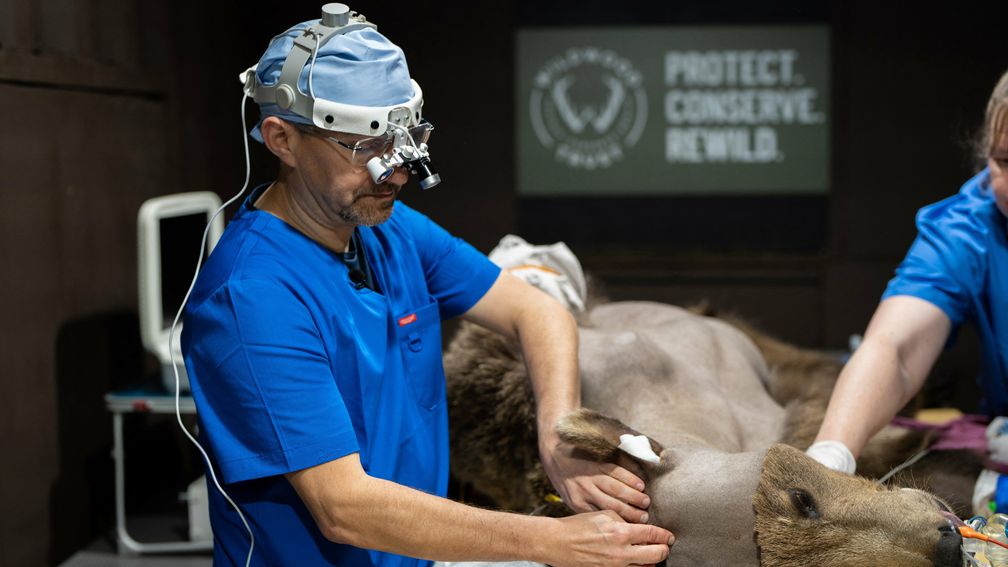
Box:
806;69;1008;474
181;10;673;567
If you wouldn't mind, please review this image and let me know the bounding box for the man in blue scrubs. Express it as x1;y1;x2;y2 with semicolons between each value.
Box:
806;69;1008;475
182;10;673;567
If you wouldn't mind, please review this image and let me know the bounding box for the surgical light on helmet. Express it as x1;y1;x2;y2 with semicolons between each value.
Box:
367;157;396;184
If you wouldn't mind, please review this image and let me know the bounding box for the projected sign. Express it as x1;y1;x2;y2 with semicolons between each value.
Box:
516;26;830;196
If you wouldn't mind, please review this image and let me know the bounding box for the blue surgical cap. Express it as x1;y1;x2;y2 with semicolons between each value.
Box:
249;23;415;142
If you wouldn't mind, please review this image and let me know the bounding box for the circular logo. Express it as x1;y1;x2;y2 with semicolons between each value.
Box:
530;47;648;170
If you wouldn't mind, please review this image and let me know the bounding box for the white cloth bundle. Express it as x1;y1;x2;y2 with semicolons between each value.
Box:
488;235;587;313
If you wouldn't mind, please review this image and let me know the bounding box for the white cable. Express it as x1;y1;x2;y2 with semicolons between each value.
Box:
168;91;256;567
528;503;548;516
386;122;423;163
965;552;985;567
307;31;320;100
389;122;419;149
878;448;931;485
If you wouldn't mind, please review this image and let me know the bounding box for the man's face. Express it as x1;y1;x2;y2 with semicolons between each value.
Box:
293;126;409;227
989;118;1008;218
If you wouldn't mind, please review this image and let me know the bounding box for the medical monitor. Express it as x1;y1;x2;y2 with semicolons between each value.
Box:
137;192;224;391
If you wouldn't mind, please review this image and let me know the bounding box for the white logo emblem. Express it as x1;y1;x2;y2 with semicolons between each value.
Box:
530;48;647;169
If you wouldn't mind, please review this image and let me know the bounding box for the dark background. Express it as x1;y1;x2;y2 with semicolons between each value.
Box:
1;1;1004;564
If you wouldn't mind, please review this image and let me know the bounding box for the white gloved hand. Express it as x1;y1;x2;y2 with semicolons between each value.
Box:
986;417;1008;463
806;440;856;475
972;469;1000;517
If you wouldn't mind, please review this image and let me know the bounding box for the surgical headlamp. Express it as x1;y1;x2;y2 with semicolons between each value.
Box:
240;3;440;189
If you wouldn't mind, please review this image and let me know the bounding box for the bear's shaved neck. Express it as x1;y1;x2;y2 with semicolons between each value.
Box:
650;448;765;567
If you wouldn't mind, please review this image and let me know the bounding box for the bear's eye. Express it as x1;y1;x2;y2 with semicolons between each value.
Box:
788;488;820;519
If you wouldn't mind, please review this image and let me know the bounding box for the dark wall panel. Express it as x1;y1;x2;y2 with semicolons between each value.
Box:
0;34;169;567
0;82;167;565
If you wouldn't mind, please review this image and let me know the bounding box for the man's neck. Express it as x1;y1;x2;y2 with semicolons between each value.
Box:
255;180;354;253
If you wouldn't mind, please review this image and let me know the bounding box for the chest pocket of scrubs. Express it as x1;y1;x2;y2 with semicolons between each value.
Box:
396;300;445;411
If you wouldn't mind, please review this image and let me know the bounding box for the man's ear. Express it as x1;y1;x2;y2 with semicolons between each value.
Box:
260;116;299;168
556;409;669;476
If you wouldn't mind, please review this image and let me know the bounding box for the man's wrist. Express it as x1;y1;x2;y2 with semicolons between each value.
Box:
538;436;561;464
528;515;565;565
537;411;569;445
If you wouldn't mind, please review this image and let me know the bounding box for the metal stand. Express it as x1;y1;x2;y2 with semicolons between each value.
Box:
106;391;213;554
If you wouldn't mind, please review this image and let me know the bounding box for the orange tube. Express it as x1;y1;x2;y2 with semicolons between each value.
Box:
960;525;1008;550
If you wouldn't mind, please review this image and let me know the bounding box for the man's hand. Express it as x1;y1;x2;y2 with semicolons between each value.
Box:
463;272;653;522
541;438;652;523
550;510;674;567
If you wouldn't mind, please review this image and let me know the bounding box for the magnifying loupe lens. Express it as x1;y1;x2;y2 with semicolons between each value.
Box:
366;157;394;184
413;158;440;190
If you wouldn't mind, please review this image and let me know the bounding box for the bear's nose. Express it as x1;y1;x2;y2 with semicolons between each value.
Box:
934;523;962;567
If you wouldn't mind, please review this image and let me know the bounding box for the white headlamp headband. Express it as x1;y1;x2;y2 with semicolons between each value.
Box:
239;3;425;137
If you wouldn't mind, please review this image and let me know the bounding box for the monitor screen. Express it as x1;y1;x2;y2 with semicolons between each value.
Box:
158;213;211;328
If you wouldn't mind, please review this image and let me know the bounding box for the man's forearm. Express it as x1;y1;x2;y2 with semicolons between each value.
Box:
462;272;581;438
319;474;558;563
516;301;580;445
288;453;673;567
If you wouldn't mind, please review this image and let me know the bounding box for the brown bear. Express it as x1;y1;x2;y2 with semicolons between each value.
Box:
444;300;970;567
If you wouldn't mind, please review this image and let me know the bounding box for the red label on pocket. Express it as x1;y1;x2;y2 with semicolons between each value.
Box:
398;313;417;327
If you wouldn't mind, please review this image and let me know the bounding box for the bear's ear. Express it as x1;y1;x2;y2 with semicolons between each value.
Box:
556;409;668;473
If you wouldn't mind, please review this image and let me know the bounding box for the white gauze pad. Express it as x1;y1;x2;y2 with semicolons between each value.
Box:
618;434;661;464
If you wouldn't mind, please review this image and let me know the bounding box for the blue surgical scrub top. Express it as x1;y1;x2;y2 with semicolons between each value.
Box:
882;168;1008;414
181;188;501;567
